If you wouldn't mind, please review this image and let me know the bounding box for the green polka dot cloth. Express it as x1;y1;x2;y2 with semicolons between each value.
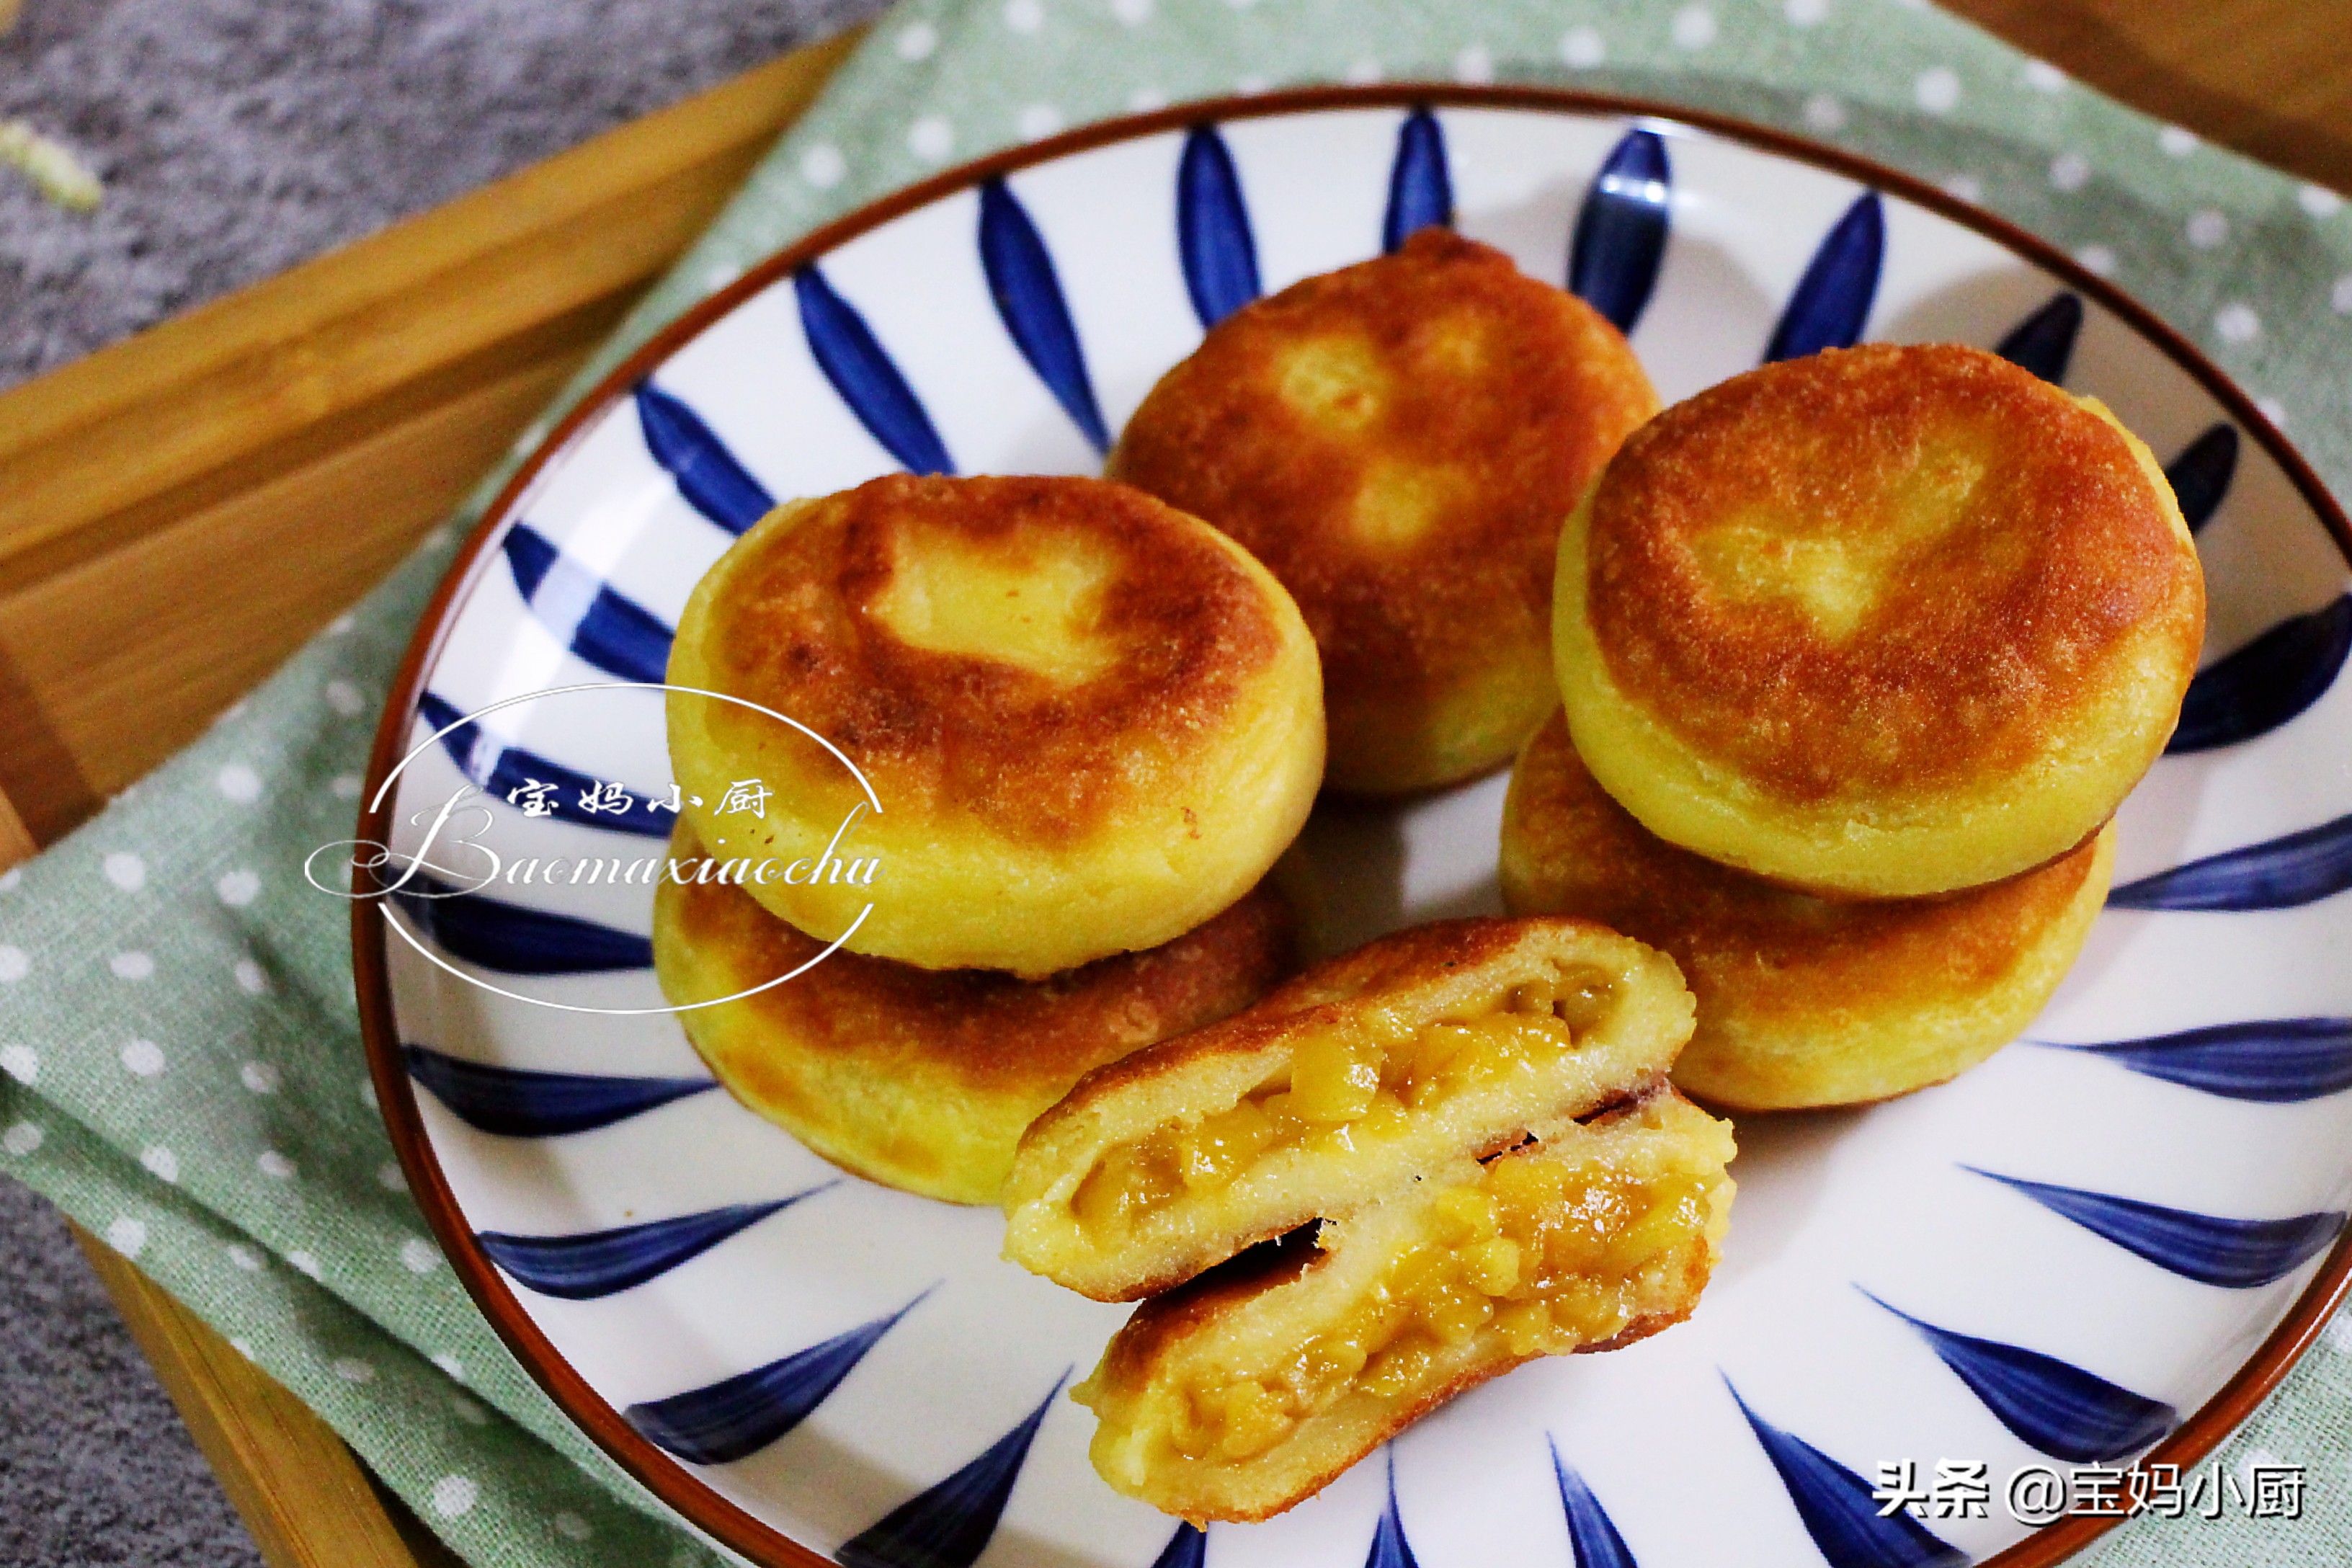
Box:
4;1;2350;1564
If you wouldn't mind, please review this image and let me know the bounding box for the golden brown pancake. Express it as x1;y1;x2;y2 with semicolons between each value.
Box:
1110;228;1659;795
1501;710;2115;1110
1073;1087;1734;1523
667;473;1324;978
1554;342;2201;898
652;824;1301;1205
1002;917;1696;1301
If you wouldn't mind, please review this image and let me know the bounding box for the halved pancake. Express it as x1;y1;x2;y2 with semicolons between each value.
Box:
1001;917;1696;1301
1073;1087;1734;1523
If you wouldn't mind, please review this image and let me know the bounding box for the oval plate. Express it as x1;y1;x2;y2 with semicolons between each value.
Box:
357;86;2352;1568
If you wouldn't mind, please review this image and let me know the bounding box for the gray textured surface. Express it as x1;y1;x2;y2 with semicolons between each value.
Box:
0;0;884;1561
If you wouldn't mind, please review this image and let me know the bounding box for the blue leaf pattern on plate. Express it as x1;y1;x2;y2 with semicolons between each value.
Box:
2166;423;2240;534
837;1376;1064;1568
478;1188;830;1300
1993;293;2082;385
2168;594;2352;754
1727;1380;1965;1568
1149;1525;1208;1568
1568;128;1671;334
1551;1443;1637;1568
391;876;653;974
1177;124;1262;328
634;382;775;534
1969;1169;2346;1287
1763;192;1884;362
502;524;676;684
1363;1449;1420;1568
2045;1017;2352;1102
402;1044;713;1137
794;265;956;476
627;1295;926;1466
2107;811;2352;912
1382;106;1453;253
1861;1290;2175;1462
979;178;1111;452
414;692;671;838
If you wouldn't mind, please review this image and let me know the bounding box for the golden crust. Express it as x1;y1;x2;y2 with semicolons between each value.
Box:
1111;229;1659;793
1501;711;2115;1109
1002;916;1696;1300
667;473;1324;975
652;824;1300;1204
1557;342;2201;897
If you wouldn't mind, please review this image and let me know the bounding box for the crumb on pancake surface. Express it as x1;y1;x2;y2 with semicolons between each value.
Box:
1555;342;2201;898
1002;917;1696;1301
1110;228;1659;794
666;473;1324;976
1501;712;2114;1109
1072;1087;1733;1523
652;824;1300;1204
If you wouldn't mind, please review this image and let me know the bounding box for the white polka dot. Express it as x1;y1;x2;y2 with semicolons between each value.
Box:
1802;94;1845;133
0;947;24;984
1127;86;1168;112
2074;244;2117;276
1785;0;1827;24
141;1146;179;1183
288;1250;321;1279
239;1061;280;1095
2330;275;2352;314
324;680;365;717
2216;303;2260;343
121;1039;165;1078
2154;125;2198;158
451;1392;489;1425
1342;58;1382;84
894;20;937;58
3;1122;43;1157
908;116;954;164
2023;58;2067;92
215;763;262;804
555;1511;594;1542
2300;184;2344;218
701;260;742;293
1941;174;1984;204
325;612;355;637
329;773;362;800
2049;152;2090;192
0;868;18;894
107;1216;147;1257
432;1476;478;1518
434;1353;467;1383
2186;209;2229;249
798;143;845;190
110;951;154;981
2257;396;2287;427
1453;43;1494;84
1234;74;1270;95
333;1358;375;1384
226;1244;261;1271
376;1161;407;1192
103;852;147;892
215;870;260;907
1110;0;1152;22
422;525;453;551
257;1149;296;1180
400;1238;441;1275
1002;0;1042;32
360;1079;380;1113
1914;67;1960;115
1016;103;1063;141
1559;26;1605;68
233;958;269;996
1672;6;1716;49
0;1045;35;1084
229;1337;254;1360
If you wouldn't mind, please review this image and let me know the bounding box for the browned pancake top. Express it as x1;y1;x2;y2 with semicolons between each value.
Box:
1110;228;1657;718
698;473;1288;844
1583;343;2203;803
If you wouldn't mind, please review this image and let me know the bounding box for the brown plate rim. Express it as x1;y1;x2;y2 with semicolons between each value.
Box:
353;81;2352;1568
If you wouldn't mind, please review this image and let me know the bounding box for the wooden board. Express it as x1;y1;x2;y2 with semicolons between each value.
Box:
0;6;2340;1567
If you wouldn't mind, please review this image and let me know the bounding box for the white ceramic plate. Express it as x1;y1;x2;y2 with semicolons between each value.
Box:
357;89;2352;1568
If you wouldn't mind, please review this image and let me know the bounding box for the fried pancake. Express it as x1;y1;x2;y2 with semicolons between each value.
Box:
1555;343;2201;898
1110;229;1658;795
1501;713;2115;1110
1073;1087;1734;1523
1002;917;1696;1301
652;824;1300;1204
667;473;1324;977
